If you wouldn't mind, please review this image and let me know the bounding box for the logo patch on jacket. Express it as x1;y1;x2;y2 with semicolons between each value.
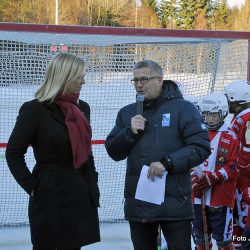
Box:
218;147;229;155
217;156;227;166
201;124;207;130
162;113;170;127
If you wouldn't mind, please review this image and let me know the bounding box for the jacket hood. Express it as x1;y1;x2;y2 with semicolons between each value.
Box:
143;80;183;109
162;80;183;100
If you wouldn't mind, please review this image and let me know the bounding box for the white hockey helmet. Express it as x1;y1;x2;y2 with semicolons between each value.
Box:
224;80;250;104
199;92;228;130
199;92;228;116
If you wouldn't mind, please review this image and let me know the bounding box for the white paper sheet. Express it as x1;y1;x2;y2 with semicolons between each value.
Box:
135;165;167;205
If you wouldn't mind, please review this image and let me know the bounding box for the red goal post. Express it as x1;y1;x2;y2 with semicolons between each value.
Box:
0;23;250;243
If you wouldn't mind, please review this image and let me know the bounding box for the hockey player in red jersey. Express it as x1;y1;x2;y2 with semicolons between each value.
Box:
225;80;250;250
192;92;239;250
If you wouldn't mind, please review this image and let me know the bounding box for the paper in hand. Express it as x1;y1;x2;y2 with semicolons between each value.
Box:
135;165;167;205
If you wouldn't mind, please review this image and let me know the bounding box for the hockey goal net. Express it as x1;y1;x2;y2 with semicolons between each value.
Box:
0;23;250;244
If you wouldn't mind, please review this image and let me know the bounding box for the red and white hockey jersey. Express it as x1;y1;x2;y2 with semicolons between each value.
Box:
230;108;250;178
193;122;239;207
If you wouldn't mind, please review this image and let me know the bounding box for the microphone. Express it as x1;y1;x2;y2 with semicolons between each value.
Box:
136;94;144;116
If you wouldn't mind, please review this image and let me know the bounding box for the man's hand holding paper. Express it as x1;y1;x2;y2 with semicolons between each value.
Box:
135;165;167;205
147;161;166;181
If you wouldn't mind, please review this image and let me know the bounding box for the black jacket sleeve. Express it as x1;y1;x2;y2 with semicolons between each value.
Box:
5;101;38;195
105;109;141;161
166;102;211;173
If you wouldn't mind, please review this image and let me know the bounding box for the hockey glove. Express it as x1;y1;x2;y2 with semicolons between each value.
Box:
192;172;205;199
199;172;225;189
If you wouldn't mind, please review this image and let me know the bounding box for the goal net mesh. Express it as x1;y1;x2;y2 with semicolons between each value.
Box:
0;26;249;244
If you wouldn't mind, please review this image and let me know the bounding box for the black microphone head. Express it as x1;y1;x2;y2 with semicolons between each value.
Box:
136;94;144;116
136;94;145;103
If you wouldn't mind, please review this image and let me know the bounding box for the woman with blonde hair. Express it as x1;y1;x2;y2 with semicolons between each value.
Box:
6;53;100;250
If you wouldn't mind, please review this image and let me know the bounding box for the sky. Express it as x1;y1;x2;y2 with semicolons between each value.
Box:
227;0;245;8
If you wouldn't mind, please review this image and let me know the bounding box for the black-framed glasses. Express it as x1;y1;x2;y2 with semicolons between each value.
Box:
130;76;161;85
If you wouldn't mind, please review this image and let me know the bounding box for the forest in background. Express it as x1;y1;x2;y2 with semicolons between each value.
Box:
0;0;249;30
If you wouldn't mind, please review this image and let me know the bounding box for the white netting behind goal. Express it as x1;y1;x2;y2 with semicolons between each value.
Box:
0;25;249;244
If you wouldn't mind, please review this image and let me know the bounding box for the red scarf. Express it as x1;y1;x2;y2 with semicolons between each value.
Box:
55;92;92;169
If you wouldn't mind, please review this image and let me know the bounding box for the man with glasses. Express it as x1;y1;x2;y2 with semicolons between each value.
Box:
105;60;211;250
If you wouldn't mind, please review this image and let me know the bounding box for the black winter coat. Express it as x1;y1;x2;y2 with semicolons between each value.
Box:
105;81;211;223
5;99;100;249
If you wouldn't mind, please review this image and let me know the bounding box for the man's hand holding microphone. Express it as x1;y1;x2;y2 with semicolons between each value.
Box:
130;94;146;135
131;115;146;134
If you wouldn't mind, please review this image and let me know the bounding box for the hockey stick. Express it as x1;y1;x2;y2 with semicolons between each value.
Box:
157;225;162;250
193;166;209;250
201;194;209;250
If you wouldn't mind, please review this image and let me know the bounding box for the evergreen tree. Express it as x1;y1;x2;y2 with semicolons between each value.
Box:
209;0;231;30
175;0;196;29
176;0;214;29
159;0;177;28
237;0;250;30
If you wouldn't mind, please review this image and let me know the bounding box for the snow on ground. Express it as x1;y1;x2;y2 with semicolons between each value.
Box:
0;224;133;249
0;223;218;249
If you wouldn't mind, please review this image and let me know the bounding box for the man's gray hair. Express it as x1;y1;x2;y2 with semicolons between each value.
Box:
133;60;163;77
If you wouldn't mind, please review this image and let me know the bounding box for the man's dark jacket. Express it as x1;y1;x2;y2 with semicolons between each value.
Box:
105;80;211;222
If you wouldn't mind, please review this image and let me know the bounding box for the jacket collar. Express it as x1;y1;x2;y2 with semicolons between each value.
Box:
143;80;183;110
44;101;65;125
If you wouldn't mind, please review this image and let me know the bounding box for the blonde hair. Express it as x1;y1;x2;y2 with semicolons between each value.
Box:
35;53;85;102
